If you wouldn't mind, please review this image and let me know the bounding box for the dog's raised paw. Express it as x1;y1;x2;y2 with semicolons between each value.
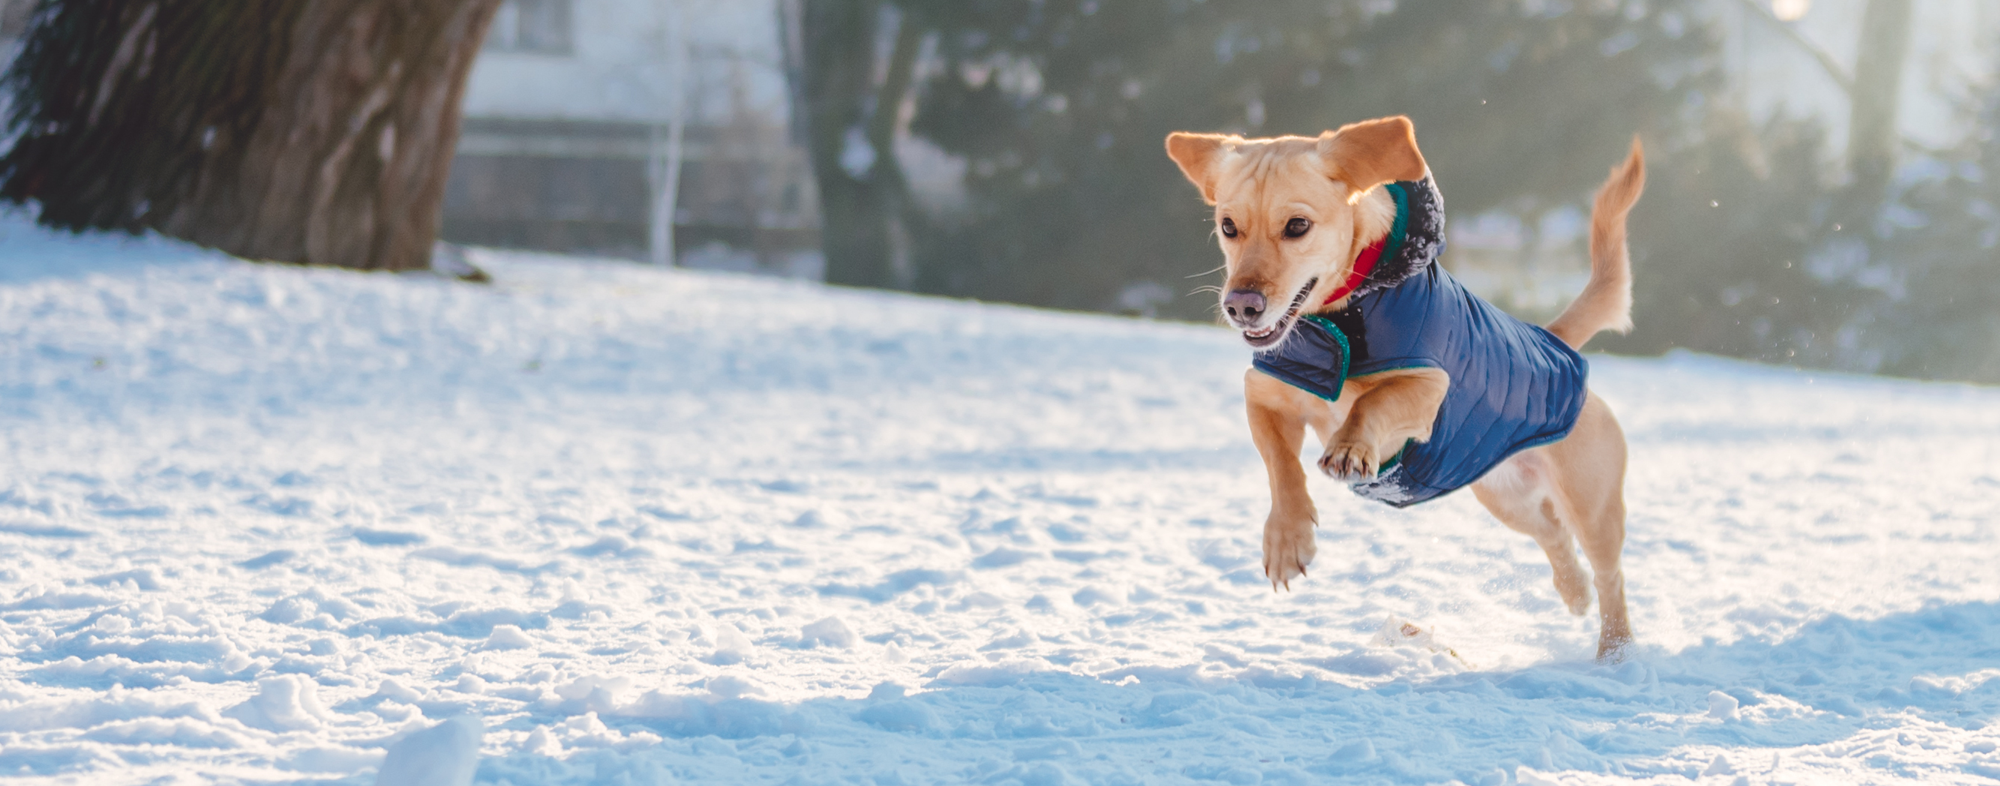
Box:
1262;520;1316;591
1319;442;1377;481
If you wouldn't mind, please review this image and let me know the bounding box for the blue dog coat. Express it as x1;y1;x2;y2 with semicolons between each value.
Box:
1251;180;1590;507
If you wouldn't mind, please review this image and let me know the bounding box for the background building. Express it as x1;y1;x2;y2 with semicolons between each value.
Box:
445;0;821;276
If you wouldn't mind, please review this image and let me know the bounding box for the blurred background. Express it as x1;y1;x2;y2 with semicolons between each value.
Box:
3;0;1997;382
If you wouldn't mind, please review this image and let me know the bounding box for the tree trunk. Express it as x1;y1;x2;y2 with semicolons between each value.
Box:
870;10;924;290
0;0;502;271
795;0;923;290
797;0;888;288
1843;0;1913;213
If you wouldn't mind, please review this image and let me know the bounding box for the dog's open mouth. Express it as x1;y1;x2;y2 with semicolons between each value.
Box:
1242;278;1318;349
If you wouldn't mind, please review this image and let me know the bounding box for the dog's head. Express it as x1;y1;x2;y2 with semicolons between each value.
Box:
1165;116;1427;348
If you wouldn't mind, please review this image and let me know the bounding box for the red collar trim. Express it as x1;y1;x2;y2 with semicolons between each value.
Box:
1322;235;1386;306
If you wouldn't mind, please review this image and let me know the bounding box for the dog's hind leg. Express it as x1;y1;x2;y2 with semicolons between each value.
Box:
1472;454;1593;617
1544;392;1632;661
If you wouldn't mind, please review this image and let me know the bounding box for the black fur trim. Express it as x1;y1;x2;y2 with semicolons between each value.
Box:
1352;178;1446;298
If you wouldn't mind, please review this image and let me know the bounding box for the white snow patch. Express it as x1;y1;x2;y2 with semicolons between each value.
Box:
370;679;423;704
1707;689;1741;720
706;621;756;664
222;675;331;732
484;623;534;650
374;716;481;786
4;217;1999;783
798;616;856;649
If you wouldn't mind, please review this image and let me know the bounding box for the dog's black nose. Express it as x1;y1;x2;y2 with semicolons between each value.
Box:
1224;289;1266;324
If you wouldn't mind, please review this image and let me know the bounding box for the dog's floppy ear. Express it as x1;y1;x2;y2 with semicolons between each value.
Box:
1319;116;1427;198
1165;132;1237;204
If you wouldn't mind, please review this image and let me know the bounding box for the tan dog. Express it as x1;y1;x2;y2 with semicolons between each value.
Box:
1165;116;1645;661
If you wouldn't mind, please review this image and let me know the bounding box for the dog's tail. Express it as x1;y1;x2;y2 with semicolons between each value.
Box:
1547;137;1645;350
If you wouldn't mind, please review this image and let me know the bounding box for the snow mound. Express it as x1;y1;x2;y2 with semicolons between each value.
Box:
375;716;482;786
223;675;332;732
798;616;856;648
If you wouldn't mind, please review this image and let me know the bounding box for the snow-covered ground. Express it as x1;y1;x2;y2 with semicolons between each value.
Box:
2;212;1998;785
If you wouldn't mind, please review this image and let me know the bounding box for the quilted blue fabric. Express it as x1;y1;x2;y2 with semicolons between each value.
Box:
1251;181;1589;508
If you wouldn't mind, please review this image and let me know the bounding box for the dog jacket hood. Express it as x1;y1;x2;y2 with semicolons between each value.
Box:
1251;179;1590;507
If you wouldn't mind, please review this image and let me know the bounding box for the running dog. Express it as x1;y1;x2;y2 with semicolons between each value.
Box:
1165;116;1645;660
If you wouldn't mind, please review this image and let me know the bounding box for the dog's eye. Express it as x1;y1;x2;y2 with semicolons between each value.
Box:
1284;217;1311;238
1219;217;1238;238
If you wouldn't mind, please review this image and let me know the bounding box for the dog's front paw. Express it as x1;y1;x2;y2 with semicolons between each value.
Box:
1318;441;1378;481
1262;518;1316;591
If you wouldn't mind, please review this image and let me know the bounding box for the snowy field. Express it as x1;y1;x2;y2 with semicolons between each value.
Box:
2;213;1999;786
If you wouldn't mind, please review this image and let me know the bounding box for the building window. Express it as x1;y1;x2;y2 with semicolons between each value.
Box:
487;0;573;55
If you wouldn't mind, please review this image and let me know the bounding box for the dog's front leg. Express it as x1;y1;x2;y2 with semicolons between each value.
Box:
1320;368;1450;481
1245;370;1321;590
